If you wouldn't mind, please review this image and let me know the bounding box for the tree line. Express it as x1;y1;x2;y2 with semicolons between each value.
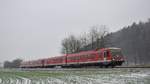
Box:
105;19;150;65
3;59;22;68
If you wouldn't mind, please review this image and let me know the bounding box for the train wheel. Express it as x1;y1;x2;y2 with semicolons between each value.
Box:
111;65;115;68
99;65;102;68
108;65;114;68
105;65;108;68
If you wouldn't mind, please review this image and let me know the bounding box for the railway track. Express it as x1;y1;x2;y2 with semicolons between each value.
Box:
19;67;150;71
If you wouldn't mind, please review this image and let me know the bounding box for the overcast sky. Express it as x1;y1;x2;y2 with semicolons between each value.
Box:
0;0;150;62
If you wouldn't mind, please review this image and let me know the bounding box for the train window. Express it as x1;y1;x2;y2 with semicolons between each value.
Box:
84;54;89;59
110;49;122;57
80;55;84;59
92;54;95;58
76;56;80;60
83;54;94;59
104;51;109;58
86;54;89;59
104;51;107;58
68;56;76;61
69;57;72;60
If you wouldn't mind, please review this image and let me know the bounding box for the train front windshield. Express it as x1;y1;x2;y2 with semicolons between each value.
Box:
110;49;123;57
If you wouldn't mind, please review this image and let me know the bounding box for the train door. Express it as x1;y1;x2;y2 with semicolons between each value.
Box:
103;50;109;61
97;50;107;61
41;60;45;68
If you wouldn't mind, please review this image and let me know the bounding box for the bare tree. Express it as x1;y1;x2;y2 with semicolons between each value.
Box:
79;32;90;48
61;35;81;54
61;25;108;54
61;38;70;54
88;25;108;49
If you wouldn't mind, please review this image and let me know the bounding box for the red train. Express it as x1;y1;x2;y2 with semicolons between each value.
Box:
20;47;125;68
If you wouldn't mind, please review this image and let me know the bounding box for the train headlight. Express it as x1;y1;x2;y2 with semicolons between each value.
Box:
112;58;115;61
121;58;124;61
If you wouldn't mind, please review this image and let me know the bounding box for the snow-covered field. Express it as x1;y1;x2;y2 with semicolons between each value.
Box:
0;68;150;84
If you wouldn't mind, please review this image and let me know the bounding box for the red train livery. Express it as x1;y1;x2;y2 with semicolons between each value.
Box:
20;47;125;68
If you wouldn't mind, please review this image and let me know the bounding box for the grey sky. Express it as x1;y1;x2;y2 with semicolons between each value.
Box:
0;0;150;62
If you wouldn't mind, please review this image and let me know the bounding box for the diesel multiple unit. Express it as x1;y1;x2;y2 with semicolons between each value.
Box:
20;47;125;68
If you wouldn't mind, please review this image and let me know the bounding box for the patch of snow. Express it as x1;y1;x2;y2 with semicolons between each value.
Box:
19;77;31;84
47;77;67;84
0;78;2;83
120;73;148;78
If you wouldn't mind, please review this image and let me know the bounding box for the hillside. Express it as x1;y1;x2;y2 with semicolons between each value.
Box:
105;19;150;65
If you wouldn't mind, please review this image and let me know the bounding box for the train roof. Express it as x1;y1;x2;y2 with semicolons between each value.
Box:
66;47;122;57
66;50;96;57
107;47;121;50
